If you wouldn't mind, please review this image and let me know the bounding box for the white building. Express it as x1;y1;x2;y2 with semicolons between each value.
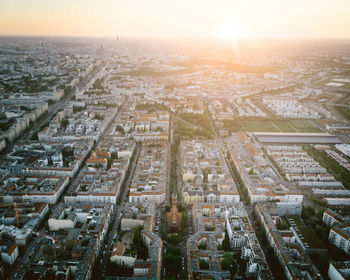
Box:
328;261;350;280
329;223;350;254
1;243;19;265
110;242;135;267
323;209;345;227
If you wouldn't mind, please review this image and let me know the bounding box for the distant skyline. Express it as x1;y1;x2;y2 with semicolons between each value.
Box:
1;0;350;39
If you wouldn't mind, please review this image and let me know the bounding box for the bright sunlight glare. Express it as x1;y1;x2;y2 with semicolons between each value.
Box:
218;20;241;41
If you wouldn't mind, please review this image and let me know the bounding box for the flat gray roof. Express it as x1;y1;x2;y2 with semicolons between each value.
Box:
254;132;341;144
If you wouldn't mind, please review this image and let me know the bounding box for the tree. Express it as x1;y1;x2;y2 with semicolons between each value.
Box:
94;113;104;120
64;86;72;95
73;105;85;114
199;259;209;269
132;226;148;260
160;223;167;240
168;233;181;245
266;246;287;279
93;78;104;89
317;208;325;219
61;119;69;129
165;252;181;275
302;206;315;220
221;252;237;275
182;211;188;226
222;229;230;251
277;220;289;230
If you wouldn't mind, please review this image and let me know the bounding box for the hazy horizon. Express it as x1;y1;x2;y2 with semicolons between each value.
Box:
1;0;350;39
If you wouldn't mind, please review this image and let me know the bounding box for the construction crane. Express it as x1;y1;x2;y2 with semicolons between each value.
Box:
0;203;62;260
0;202;29;208
0;205;60;260
14;202;19;226
0;204;58;260
0;202;29;226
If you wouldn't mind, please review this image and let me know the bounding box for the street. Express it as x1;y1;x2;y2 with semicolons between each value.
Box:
96;141;142;278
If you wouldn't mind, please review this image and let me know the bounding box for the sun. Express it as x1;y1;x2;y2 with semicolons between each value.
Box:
218;20;241;41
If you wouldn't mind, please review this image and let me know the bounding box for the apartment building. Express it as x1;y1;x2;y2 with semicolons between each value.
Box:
109;101;169;141
181;140;240;204
228;134;303;204
328;261;350;280
266;145;350;206
255;203;323;280
329;223;350;255
0;175;69;204
129;141;168;205
0;243;18;266
263;98;320;119
110;202;163;279
322;208;345;227
65;139;135;204
187;203;272;279
0;141;92;178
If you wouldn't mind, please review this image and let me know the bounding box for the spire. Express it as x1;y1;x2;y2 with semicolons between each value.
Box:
171;192;177;206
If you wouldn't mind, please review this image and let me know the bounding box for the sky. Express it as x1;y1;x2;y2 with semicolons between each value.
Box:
0;0;350;38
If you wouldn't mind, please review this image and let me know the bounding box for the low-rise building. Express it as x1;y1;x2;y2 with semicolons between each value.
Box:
36;203;113;280
109;101;169;141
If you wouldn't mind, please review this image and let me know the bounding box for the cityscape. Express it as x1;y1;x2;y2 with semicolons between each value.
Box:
1;1;350;280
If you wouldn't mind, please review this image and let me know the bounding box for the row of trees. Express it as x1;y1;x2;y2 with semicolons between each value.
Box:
169;141;178;203
226;152;250;205
130;226;148;260
299;206;350;278
73;105;85;114
135;102;169;113
306;146;350;190
164;244;182;277
116;143;139;205
93;77;105;89
250;212;287;280
221;252;238;276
